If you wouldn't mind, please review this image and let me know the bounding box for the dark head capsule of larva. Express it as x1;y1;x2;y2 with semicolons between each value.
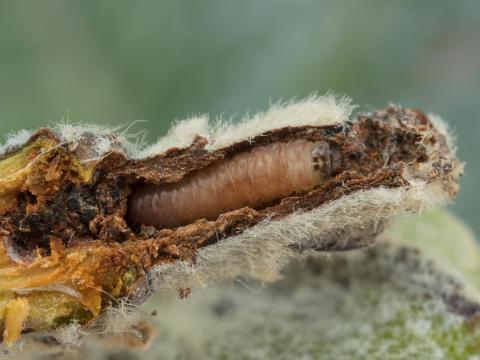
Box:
128;139;337;230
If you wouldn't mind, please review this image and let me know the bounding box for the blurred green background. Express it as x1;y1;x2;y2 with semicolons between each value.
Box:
0;1;478;235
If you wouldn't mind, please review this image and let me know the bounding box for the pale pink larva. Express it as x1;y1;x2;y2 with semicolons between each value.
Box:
128;139;333;229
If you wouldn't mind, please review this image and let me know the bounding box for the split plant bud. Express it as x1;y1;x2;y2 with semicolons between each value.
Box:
0;96;462;345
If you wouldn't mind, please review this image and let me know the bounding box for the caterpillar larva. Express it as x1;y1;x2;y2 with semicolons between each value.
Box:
128;140;334;229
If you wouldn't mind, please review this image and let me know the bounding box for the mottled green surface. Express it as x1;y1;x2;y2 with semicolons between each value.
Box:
139;256;479;359
0;1;479;236
386;211;480;293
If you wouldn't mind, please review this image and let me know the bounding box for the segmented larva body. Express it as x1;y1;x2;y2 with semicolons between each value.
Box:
129;140;332;229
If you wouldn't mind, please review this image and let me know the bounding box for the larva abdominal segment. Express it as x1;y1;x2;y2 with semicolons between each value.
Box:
129;139;332;230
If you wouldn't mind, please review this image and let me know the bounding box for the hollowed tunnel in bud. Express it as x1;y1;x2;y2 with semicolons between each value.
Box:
128;140;336;230
0;103;462;345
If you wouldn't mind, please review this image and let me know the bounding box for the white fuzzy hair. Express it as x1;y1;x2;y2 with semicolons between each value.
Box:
0;94;354;161
138;93;355;157
0;129;33;155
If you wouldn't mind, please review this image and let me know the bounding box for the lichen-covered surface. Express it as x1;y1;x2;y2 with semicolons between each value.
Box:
0;96;462;344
